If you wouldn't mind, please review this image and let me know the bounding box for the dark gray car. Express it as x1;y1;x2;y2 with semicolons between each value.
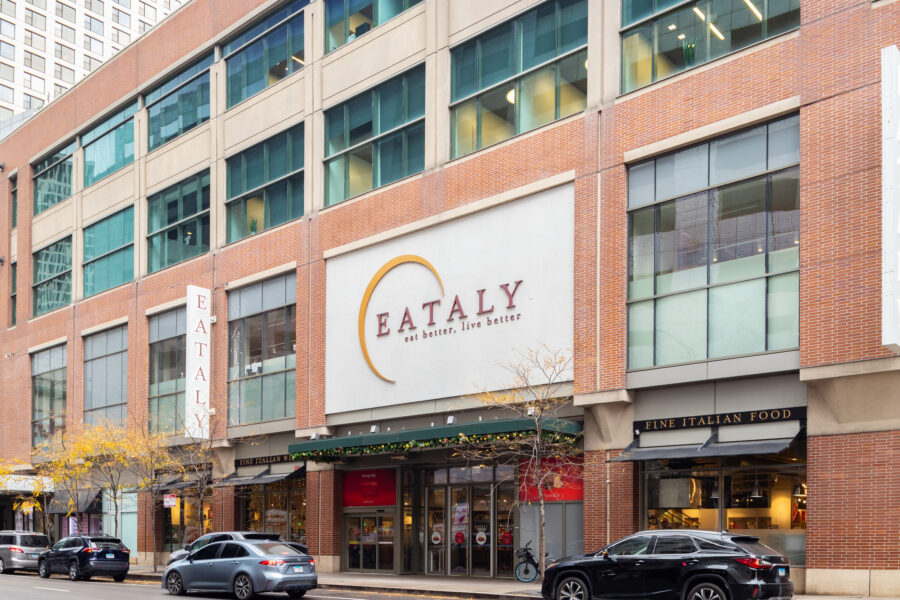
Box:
0;530;51;574
166;531;281;566
163;540;316;599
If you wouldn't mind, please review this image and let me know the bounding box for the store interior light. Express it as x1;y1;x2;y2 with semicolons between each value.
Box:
750;483;763;498
709;23;725;41
710;481;719;499
792;482;807;496
693;6;706;21
743;0;763;21
506;88;515;104
668;23;677;30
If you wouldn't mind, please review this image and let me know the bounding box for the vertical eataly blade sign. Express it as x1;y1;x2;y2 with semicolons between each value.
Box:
186;285;211;439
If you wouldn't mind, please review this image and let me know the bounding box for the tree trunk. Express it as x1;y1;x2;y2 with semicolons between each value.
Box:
151;495;159;573
538;487;546;580
111;491;120;539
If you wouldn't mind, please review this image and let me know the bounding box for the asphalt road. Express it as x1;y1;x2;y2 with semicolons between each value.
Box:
0;572;470;600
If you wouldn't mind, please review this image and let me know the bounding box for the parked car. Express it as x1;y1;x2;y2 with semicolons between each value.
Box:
283;541;309;555
37;536;130;582
166;531;282;566
541;530;793;600
0;530;51;574
163;540;316;599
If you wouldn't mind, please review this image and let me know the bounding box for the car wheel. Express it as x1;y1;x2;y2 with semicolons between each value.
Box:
233;573;255;600
288;590;306;599
688;581;728;600
0;557;9;574
166;571;186;595
113;573;127;582
68;561;82;581
556;576;588;600
38;560;50;578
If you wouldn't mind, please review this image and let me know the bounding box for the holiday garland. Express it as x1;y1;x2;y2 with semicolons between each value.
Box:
291;430;579;463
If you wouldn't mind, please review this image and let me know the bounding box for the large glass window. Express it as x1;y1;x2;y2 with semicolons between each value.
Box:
621;0;800;93
84;325;128;426
9;174;15;228
226;124;303;242
627;116;799;369
149;307;185;435
83;206;134;297
325;64;424;206
147;170;210;274
643;445;806;565
227;273;296;426
33;236;72;316
32;344;66;446
450;0;587;159
237;478;306;543
146;53;214;151
33;140;75;215
83;102;138;187
325;0;422;53
224;0;307;108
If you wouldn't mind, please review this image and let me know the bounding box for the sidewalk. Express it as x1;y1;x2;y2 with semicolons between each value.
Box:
123;566;900;600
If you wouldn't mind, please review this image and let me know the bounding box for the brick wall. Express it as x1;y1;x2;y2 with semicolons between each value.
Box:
306;469;342;557
807;430;900;569
583;450;639;552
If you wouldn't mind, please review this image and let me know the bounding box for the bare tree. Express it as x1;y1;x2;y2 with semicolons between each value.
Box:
457;346;581;580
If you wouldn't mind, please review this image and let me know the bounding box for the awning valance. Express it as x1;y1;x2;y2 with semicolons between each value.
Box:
610;430;802;463
214;466;305;488
287;417;582;455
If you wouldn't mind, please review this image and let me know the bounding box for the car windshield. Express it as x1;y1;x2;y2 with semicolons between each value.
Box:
253;542;302;555
89;538;125;550
18;535;49;547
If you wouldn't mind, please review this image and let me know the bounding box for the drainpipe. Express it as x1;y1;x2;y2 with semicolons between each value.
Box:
605;450;611;546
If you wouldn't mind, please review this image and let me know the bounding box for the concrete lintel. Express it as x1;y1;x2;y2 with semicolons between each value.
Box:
574;389;633;406
28;336;67;355
623;96;801;164
145;296;186;316
294;426;334;439
800;356;900;381
305;462;335;473
225;261;297;290
211;439;234;448
80;316;128;337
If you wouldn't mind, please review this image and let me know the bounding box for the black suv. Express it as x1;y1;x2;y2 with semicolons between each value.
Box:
542;530;793;600
38;536;130;581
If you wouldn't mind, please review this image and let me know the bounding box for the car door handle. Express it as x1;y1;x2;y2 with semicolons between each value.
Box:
231;561;238;565
635;560;645;565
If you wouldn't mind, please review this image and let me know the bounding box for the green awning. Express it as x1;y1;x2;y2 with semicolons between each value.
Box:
288;418;581;455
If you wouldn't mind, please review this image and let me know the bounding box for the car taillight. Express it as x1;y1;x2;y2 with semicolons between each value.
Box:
9;547;23;554
735;557;773;569
123;548;130;554
259;559;286;566
82;547;94;553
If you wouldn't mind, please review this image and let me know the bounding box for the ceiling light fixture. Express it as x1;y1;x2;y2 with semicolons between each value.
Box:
693;6;706;21
506;88;515;104
743;0;763;21
709;23;725;41
677;34;686;40
668;23;677;30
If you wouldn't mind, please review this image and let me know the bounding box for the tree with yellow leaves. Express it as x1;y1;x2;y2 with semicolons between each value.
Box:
31;429;94;538
457;345;581;581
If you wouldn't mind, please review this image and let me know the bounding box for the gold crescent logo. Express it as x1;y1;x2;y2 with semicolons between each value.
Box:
358;255;444;383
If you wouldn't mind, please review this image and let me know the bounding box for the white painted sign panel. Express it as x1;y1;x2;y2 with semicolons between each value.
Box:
186;285;211;439
325;184;575;414
883;45;900;352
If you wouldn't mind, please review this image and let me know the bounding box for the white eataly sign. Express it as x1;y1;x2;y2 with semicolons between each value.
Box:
325;184;575;414
186;285;211;439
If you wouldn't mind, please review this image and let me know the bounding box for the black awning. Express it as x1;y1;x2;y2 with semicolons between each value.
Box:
47;488;100;514
611;430;801;462
216;466;304;487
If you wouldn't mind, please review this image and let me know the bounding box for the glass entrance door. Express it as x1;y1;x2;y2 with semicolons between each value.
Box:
471;486;492;576
426;487;445;574
449;487;469;574
344;514;394;572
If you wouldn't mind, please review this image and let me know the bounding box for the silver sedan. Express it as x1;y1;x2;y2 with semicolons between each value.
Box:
162;540;316;599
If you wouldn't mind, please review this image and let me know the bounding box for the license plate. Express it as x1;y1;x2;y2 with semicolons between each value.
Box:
30;554;39;558
292;565;306;573
778;567;786;577
106;553;115;559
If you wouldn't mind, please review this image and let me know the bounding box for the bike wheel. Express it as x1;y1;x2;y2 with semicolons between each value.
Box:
515;560;538;583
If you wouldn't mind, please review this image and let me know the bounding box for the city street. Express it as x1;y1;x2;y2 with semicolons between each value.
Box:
0;572;468;600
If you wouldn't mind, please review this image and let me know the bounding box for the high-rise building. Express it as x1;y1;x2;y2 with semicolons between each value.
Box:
0;0;183;124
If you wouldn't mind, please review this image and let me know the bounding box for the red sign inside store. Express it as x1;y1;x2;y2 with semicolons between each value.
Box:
342;469;397;507
518;457;584;502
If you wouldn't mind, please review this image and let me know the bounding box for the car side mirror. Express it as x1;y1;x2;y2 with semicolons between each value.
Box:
187;554;194;563
601;550;616;563
184;545;190;551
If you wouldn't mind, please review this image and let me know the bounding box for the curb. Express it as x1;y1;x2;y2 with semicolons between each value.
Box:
124;572;541;599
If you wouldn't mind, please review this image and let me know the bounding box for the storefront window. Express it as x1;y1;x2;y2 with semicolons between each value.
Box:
164;492;212;552
642;449;806;565
237;478;306;543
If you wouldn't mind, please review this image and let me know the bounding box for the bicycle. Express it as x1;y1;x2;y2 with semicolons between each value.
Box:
514;540;548;583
